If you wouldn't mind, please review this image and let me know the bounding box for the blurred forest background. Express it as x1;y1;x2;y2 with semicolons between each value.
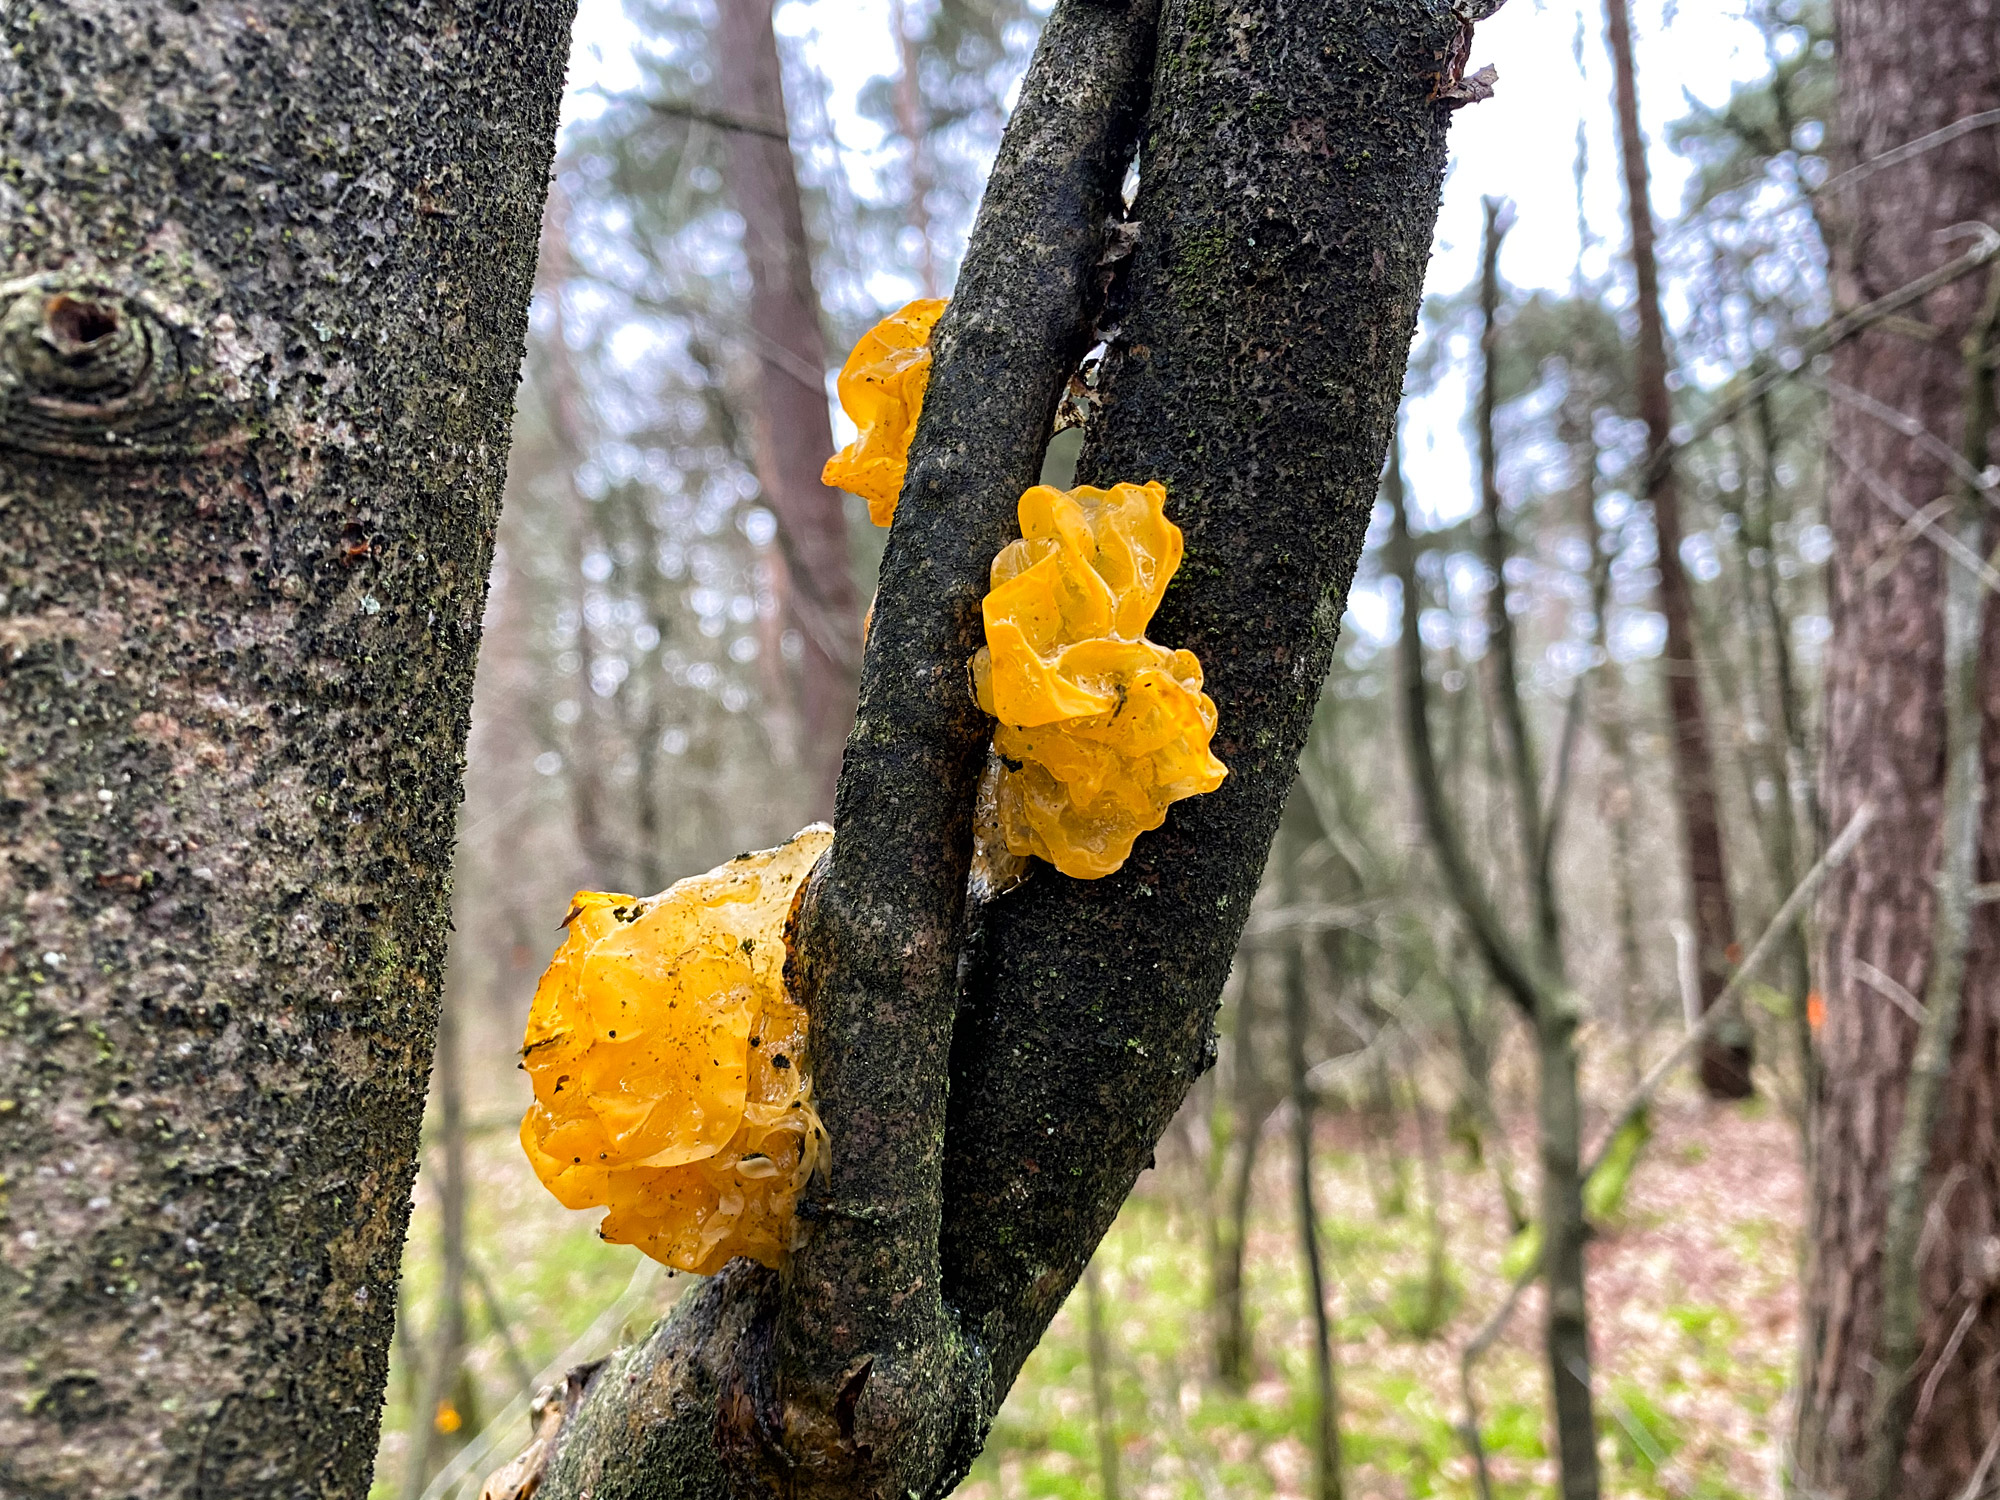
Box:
374;0;1863;1495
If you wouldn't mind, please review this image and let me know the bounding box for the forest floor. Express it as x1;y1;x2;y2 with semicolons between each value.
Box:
372;1082;1804;1500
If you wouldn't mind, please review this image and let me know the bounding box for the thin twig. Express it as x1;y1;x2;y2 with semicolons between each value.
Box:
1816;107;2000;199
1240;902;1382;938
1861;495;1958;591
1669;918;1702;1033
646;97;789;142
1585;802;1877;1176
437;1260;663;1500
1647;226;2000;486
1914;1298;1980;1428
1961;1420;2000;1500
1819;374;1998;500
1828;436;2000;593
465;1253;540;1400
1854;959;1929;1025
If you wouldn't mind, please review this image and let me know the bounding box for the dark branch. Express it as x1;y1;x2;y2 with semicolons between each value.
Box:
525;1;1469;1492
648;98;790;142
531;1;1162;1491
1384;442;1552;1019
941;0;1462;1404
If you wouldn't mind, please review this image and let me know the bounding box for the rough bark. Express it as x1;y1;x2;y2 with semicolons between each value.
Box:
1603;0;1749;1100
716;0;862;813
522;1;1464;1495
1799;2;2000;1490
0;3;573;1496
944;0;1457;1399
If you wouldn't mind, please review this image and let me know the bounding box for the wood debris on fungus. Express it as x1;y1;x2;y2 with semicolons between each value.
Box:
517;825;832;1274
820;297;948;526
971;481;1227;879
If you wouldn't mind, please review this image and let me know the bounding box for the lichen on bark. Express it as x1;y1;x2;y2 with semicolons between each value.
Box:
0;3;574;1495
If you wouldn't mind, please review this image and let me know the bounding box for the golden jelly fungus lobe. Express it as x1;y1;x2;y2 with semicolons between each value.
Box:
971;481;1227;879
518;825;832;1275
821;298;947;527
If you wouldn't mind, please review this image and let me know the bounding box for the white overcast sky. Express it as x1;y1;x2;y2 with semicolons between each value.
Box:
554;0;1785;646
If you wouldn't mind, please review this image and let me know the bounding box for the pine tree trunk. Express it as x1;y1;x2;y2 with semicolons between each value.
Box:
1797;2;2000;1492
715;0;862;813
1602;0;1750;1099
0;3;573;1495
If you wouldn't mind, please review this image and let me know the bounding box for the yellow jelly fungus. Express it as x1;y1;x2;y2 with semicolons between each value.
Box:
821;297;948;527
971;481;1227;880
518;824;832;1275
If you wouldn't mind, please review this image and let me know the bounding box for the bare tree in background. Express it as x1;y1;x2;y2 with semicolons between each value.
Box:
890;0;942;299
716;0;863;811
1386;427;1601;1500
1603;0;1751;1099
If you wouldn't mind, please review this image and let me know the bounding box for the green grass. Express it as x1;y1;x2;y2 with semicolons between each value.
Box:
377;1098;1802;1500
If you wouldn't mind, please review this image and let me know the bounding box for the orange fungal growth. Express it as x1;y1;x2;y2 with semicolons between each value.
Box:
971;481;1227;879
821;297;947;527
518;824;832;1274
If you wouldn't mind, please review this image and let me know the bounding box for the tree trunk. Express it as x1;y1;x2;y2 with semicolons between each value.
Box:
1282;837;1343;1500
1601;0;1750;1099
1386;448;1601;1500
1474;198;1560;975
513;1;1464;1494
538;192;625;888
0;4;573;1495
1213;964;1265;1390
1536;1001;1597;1500
1799;2;2000;1491
715;0;862;813
1083;1259;1123;1500
1384;456;1600;1500
1567;388;1648;1090
1735;396;1816;1153
889;0;942;300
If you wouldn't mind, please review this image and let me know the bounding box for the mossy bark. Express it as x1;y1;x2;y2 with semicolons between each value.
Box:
0;4;574;1495
527;3;1464;1497
945;0;1459;1395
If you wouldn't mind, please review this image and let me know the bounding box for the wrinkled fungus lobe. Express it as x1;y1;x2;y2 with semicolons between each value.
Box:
518;825;831;1274
972;481;1227;879
820;297;947;526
